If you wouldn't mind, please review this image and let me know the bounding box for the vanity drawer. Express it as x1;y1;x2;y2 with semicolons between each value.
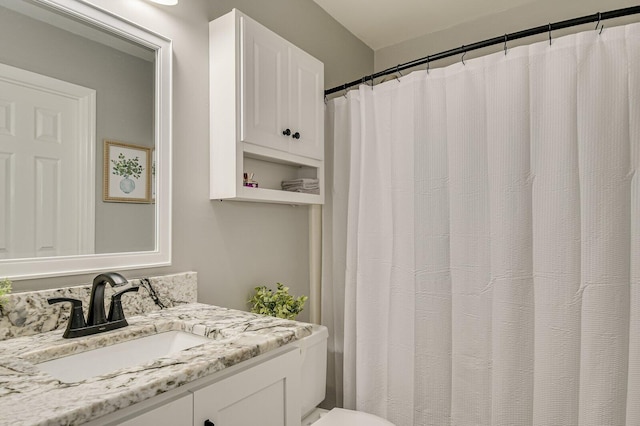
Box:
117;393;193;426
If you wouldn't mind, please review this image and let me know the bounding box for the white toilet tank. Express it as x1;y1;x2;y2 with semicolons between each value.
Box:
293;324;329;418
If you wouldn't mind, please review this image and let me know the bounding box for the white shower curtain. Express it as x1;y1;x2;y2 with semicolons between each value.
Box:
323;22;640;426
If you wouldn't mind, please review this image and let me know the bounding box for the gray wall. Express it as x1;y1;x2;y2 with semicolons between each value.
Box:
375;0;640;72
12;0;373;322
0;6;155;254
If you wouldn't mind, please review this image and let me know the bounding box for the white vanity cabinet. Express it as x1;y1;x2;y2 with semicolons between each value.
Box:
209;9;324;205
92;346;301;426
193;346;301;426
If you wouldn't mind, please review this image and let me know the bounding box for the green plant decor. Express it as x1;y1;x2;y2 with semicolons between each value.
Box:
248;283;308;320
111;153;143;179
0;278;12;312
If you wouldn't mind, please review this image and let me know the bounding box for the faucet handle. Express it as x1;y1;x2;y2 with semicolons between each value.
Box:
48;298;87;337
107;286;139;322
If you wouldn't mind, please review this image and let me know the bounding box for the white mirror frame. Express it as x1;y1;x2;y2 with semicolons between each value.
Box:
2;0;172;280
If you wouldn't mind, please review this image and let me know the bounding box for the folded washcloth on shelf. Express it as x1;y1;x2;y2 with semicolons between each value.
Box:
282;178;319;189
281;178;320;194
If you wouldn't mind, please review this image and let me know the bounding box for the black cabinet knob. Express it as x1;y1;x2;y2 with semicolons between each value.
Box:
204;420;215;426
282;128;291;136
292;132;300;139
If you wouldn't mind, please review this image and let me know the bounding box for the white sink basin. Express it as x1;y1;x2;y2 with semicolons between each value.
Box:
36;331;211;383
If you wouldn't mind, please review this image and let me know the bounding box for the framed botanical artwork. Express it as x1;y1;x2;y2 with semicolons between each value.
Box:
103;140;152;203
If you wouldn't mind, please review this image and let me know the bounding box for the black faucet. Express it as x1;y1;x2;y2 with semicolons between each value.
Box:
48;272;139;338
87;272;129;326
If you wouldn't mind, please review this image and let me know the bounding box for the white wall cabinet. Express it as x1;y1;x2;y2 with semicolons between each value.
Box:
210;9;324;205
241;15;323;160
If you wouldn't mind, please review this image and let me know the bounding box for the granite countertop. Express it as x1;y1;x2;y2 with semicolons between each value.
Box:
0;303;313;426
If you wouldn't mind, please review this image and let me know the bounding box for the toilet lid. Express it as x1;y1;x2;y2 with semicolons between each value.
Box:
313;408;395;426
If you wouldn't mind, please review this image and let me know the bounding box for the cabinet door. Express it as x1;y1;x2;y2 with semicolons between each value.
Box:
288;48;324;160
241;15;289;153
193;348;301;426
116;394;193;426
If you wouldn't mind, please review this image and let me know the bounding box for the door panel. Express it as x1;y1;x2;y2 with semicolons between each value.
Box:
288;49;323;160
193;348;301;426
241;16;289;152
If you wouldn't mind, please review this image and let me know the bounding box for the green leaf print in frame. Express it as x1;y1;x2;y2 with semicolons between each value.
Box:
103;140;152;203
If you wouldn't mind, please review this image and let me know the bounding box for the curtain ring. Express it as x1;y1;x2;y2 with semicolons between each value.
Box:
595;12;604;34
343;84;347;99
395;65;403;82
548;23;552;46
426;56;430;74
324;94;328;105
461;46;466;66
369;75;374;90
504;34;508;56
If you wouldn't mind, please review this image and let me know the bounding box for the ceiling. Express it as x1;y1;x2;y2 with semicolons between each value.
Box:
312;0;538;50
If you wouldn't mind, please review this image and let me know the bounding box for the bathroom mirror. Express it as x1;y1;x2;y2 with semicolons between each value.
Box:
0;0;172;279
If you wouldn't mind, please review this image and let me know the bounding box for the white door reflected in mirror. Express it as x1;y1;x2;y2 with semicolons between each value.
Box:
0;64;96;260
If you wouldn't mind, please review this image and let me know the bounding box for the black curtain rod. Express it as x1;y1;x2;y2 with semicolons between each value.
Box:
325;5;640;96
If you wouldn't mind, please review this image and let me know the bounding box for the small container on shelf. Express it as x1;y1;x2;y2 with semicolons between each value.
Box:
243;172;259;188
